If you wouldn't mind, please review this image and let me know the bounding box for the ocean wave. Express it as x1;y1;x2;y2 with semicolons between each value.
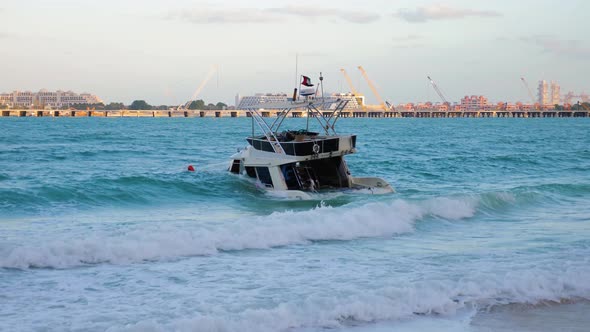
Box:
0;197;476;269
0;173;234;213
515;183;590;196
105;265;590;332
2;162;587;215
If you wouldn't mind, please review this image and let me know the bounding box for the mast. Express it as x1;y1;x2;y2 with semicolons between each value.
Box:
293;53;299;101
320;72;324;103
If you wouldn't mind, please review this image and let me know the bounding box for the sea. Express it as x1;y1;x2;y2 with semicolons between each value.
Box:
1;117;589;332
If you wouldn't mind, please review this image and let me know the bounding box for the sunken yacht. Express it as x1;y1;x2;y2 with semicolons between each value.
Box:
229;74;393;200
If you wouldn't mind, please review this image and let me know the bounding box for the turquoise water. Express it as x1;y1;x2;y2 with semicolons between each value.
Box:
1;118;589;331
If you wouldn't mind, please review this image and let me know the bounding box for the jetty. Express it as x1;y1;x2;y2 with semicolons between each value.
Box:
1;109;589;118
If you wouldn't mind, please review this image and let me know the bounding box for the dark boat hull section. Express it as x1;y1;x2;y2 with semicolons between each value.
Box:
246;136;355;156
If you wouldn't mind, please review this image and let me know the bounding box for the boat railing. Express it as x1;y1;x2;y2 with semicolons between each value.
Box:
307;99;349;135
244;99;349;154
248;108;285;154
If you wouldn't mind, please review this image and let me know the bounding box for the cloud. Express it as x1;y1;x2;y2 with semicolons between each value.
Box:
391;44;424;49
391;34;424;49
522;35;590;58
494;36;510;42
394;4;501;23
167;5;380;24
392;34;423;42
166;8;279;24
268;5;380;24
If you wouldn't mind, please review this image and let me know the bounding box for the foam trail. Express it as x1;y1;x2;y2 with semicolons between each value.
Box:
106;264;590;332
0;197;477;269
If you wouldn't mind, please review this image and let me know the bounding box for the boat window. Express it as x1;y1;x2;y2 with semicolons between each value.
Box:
299;156;349;189
245;167;256;178
281;164;300;190
230;160;240;174
255;167;273;187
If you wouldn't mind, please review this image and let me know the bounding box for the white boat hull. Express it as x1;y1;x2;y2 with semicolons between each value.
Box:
351;177;395;193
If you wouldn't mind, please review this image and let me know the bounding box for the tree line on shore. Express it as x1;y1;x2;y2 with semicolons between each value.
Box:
1;99;229;111
554;102;590;111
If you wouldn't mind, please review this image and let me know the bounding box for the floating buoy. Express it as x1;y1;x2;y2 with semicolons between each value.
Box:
187;165;195;172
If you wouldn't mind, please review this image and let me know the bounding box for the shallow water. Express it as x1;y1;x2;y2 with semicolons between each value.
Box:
1;117;589;331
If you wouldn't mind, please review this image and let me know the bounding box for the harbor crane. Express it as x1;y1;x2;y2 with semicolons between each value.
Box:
339;68;360;96
179;65;218;110
427;76;449;105
520;77;537;106
340;68;366;110
357;66;390;111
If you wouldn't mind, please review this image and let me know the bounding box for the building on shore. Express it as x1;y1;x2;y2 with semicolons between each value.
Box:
460;95;489;111
236;93;289;109
538;80;550;106
230;88;574;113
326;93;363;111
0;90;103;109
537;80;561;107
236;92;363;110
550;82;560;105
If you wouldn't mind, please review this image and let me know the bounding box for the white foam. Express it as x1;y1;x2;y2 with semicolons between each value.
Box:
0;197;477;269
105;265;590;332
422;196;477;220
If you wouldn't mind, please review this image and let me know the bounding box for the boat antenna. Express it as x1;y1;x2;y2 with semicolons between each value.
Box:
293;53;298;101
320;72;324;103
306;105;310;132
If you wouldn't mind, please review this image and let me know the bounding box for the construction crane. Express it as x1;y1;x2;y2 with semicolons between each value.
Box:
427;76;449;105
357;66;388;111
564;91;590;105
384;101;396;111
340;68;366;110
339;68;359;96
179;65;218;110
520;77;537;106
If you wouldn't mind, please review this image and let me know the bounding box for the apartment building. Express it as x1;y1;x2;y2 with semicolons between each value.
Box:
0;90;103;108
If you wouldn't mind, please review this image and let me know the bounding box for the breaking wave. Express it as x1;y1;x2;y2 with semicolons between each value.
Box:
0;196;477;269
106;264;590;332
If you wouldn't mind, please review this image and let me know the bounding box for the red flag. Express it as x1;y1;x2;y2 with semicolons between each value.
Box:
301;75;314;87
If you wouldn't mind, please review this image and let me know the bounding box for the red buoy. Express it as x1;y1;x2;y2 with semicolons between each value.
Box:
187;165;195;172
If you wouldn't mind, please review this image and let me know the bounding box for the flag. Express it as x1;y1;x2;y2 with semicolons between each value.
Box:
301;75;314;87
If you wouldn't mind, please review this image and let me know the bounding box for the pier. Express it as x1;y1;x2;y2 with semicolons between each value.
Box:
1;109;589;118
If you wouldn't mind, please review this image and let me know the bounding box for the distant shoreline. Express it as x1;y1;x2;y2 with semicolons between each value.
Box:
1;109;589;118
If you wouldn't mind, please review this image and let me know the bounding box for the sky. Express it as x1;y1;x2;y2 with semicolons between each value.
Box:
0;0;589;106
